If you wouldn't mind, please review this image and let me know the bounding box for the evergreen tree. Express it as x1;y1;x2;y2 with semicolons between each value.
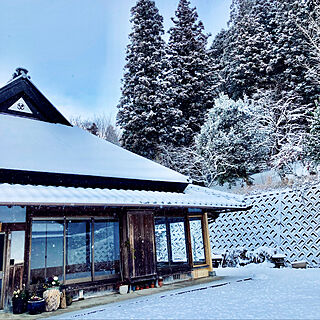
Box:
195;94;269;186
212;0;319;110
269;0;318;111
209;29;229;97
117;0;166;159
302;3;320;86
162;0;212;147
305;101;320;163
217;0;276;100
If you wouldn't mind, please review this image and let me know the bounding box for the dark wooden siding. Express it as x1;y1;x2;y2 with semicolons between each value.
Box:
128;212;156;280
0;169;187;192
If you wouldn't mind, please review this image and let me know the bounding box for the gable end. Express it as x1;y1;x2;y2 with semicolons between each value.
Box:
0;76;71;126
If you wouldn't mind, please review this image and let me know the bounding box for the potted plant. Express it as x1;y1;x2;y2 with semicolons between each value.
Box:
158;277;163;287
12;286;27;314
117;281;129;295
43;276;61;311
66;292;73;306
27;295;45;315
44;276;60;289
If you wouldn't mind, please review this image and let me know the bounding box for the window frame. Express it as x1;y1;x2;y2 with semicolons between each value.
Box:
189;216;207;266
29;216;121;285
154;216;190;267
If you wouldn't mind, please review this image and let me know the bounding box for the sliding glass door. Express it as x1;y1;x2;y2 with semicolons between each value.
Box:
94;220;120;278
30;221;64;283
66;220;92;281
30;218;120;284
189;217;206;265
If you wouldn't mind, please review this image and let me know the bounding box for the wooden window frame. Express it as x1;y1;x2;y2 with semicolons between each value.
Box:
188;215;208;268
29;216;121;285
154;216;190;267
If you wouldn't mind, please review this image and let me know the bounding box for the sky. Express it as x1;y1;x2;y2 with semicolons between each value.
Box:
0;0;231;123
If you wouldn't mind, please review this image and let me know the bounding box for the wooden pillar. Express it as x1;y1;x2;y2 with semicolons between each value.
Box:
202;212;213;272
2;233;10;311
24;212;32;287
120;212;129;281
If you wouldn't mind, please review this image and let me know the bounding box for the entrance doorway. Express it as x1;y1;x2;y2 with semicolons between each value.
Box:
127;212;156;280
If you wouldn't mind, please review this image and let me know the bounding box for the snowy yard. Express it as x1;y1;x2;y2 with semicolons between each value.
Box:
49;264;320;319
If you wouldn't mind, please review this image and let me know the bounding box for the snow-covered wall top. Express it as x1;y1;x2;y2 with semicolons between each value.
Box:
209;183;320;267
0;183;248;209
0;114;189;184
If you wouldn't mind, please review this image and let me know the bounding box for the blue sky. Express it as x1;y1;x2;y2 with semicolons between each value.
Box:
0;0;231;122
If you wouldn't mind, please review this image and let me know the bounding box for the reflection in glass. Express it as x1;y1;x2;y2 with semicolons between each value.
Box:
170;220;187;262
11;231;25;264
155;218;168;262
66;220;92;280
190;218;205;264
0;206;26;223
94;220;120;277
31;221;63;283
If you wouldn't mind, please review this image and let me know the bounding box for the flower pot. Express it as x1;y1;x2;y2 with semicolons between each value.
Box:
119;285;128;295
12;298;25;314
66;293;73;306
150;283;155;288
27;299;45;315
60;289;67;309
43;288;61;311
158;278;163;287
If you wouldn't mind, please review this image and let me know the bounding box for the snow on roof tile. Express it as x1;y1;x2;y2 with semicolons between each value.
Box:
0;183;248;209
0;114;188;183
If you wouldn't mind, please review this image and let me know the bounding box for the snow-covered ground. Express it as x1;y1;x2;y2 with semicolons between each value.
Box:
49;264;320;319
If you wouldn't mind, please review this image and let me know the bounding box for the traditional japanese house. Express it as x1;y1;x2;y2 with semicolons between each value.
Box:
0;69;248;309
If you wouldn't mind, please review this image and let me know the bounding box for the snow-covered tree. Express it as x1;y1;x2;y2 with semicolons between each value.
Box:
71;115;121;145
195;94;269;186
217;0;275;100
269;0;318;111
254;90;307;178
117;0;166;159
300;3;320;86
305;100;320;164
209;29;229;97
162;0;212;147
212;0;319;112
157;144;212;187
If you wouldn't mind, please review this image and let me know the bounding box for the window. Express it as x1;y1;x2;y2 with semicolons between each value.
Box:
155;217;188;265
0;206;26;223
155;218;169;263
189;217;206;265
94;220;120;277
30;218;120;284
30;221;64;283
169;219;187;262
66;220;92;280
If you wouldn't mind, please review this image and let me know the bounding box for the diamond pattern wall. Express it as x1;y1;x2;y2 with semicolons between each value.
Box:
209;185;320;267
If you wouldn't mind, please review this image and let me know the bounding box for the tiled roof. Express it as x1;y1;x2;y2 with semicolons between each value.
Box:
0;183;248;209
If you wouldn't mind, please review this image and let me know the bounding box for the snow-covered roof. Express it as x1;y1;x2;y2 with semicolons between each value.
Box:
0;183;248;209
0;114;189;184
